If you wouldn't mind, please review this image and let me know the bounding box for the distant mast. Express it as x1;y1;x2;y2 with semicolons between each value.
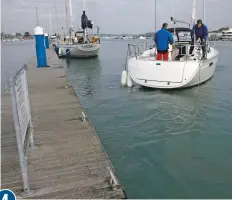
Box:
82;0;87;42
36;7;39;26
49;9;52;36
54;5;59;34
82;0;85;12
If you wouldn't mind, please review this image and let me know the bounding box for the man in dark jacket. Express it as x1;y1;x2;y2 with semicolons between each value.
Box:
189;19;208;59
154;23;174;61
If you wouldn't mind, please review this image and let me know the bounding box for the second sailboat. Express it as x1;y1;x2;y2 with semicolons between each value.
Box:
56;0;101;58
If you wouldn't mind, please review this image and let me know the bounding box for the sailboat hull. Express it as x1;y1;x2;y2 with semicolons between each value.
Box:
127;48;219;89
57;43;100;58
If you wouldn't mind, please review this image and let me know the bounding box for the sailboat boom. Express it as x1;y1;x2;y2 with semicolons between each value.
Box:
170;17;193;27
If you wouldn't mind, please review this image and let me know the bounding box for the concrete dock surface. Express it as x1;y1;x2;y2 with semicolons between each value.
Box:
1;49;126;199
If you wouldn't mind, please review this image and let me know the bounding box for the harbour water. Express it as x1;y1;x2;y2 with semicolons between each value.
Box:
2;40;232;198
1;40;35;90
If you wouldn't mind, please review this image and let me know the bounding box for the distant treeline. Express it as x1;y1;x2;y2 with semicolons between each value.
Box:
100;27;230;37
1;31;34;39
210;27;230;33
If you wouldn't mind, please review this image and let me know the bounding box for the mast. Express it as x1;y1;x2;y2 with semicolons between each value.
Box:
154;0;157;32
36;7;39;26
192;0;196;54
93;1;97;25
191;0;196;25
65;0;69;36
49;9;52;35
69;0;73;28
54;5;59;34
203;0;206;24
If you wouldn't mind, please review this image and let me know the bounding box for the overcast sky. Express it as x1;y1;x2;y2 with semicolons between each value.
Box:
1;0;232;34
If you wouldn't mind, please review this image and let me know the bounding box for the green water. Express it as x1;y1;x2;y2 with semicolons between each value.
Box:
64;40;232;199
2;40;232;198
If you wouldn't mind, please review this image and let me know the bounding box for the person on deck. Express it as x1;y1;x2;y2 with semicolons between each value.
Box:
154;23;174;61
189;19;208;59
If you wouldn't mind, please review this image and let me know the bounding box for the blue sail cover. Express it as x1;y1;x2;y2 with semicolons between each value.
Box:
81;11;93;29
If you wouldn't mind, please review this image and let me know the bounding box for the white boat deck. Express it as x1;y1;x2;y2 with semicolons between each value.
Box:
136;46;217;63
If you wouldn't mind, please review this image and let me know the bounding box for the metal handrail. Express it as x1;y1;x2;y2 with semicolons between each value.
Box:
8;64;36;195
127;42;148;59
175;43;210;57
127;41;212;61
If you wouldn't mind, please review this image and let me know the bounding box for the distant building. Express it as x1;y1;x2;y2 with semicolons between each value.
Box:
139;36;146;40
24;32;30;39
220;28;232;41
1;32;14;39
16;33;22;38
1;32;4;39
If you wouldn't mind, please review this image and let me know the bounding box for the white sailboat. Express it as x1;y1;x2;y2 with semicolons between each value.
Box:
121;0;219;89
56;0;100;58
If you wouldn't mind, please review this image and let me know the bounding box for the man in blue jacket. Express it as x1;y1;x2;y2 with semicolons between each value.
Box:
189;19;208;59
154;23;174;61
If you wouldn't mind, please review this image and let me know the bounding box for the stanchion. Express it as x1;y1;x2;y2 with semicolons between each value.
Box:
44;33;49;49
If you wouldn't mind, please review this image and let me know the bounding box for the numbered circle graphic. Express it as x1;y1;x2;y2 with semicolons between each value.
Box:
0;190;16;200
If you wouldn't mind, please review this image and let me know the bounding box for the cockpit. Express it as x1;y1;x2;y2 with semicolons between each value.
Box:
168;27;194;60
168;27;193;44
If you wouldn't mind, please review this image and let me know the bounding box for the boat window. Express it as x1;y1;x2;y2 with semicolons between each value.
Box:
171;33;178;42
177;31;192;42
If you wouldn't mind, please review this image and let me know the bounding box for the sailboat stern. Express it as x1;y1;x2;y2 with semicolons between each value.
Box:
57;43;100;58
75;43;100;57
128;57;199;89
